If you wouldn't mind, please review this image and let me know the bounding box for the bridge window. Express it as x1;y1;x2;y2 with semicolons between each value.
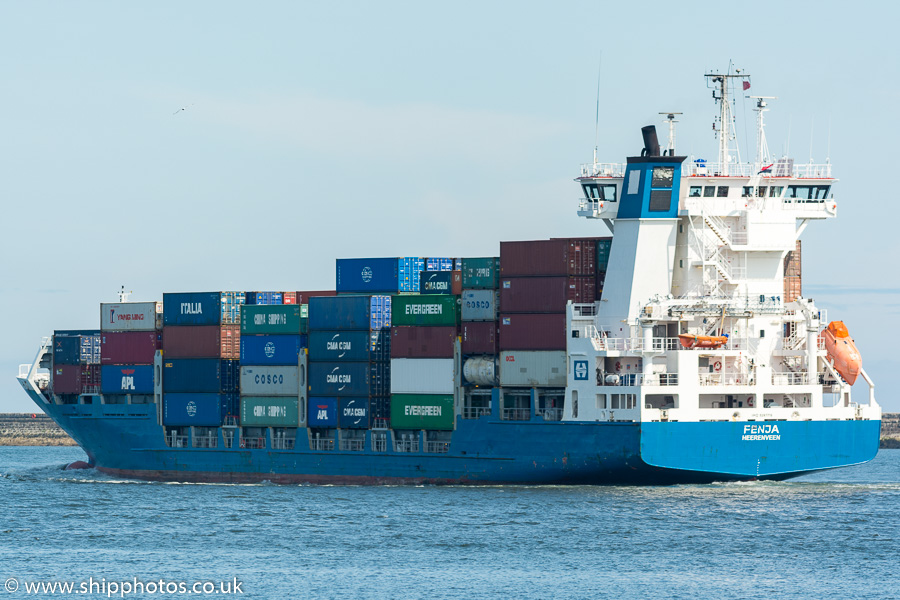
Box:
742;186;753;197
758;186;767;197
651;167;674;187
582;183;617;202
770;186;783;197
689;186;702;197
703;186;716;197
717;186;729;197
786;185;830;201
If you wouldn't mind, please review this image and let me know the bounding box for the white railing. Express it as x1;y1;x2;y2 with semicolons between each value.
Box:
644;373;679;386
580;162;626;177
537;408;564;421
372;433;388;452
240;436;266;450
502;408;531;421
309;437;335;451
425;441;450;454
771;371;810;386
596;336;756;353
271;437;295;450
699;372;753;386
339;437;365;452
194;435;218;449
572;303;598;317
462;407;491;419
683;161;833;179
394;438;419;453
167;434;188;448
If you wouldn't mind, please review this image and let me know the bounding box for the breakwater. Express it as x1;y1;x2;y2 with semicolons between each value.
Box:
0;413;76;446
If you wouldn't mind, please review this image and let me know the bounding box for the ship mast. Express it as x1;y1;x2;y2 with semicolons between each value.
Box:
750;95;777;168
659;112;682;154
705;69;750;175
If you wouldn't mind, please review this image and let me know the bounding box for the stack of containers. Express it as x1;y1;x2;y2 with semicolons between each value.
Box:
51;330;102;395
239;304;306;429
99;301;161;399
597;238;612;297
336;258;425;294
460;257;501;359
498;239;597;387
783;240;801;303
307;295;392;429
161;293;242;427
390;294;458;431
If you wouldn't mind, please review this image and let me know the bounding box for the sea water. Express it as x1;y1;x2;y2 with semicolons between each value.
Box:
1;447;898;599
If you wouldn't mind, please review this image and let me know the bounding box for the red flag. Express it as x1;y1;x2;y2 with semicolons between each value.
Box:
743;81;751;91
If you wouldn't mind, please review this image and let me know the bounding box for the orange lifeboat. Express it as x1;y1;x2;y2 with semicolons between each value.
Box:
821;321;861;385
678;334;729;349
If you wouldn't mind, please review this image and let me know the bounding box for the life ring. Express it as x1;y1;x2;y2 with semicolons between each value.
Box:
615;361;622;372
713;361;722;372
239;438;246;449
747;397;754;407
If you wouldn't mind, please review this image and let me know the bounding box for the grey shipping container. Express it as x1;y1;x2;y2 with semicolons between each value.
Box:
499;351;567;387
460;290;499;321
240;366;300;396
100;302;161;331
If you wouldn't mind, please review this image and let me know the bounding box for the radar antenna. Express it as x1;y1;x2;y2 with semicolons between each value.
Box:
118;286;132;303
658;112;682;154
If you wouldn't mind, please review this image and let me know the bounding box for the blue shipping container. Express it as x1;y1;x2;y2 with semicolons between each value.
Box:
308;295;392;331
245;292;284;305
308;397;338;428
163;393;235;426
339;397;369;429
307;330;389;362
163;292;223;326
162;358;239;393
240;335;305;366
309;361;390;397
53;333;101;365
399;257;425;293
336;258;400;293
100;365;154;394
426;257;454;272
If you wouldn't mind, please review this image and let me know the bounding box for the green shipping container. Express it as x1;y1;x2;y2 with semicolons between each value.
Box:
240;396;300;426
391;295;459;327
462;257;500;289
390;394;454;430
300;305;309;334
241;305;302;334
597;240;612;271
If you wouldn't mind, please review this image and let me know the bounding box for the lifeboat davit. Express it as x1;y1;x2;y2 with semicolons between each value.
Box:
822;321;862;385
678;334;729;349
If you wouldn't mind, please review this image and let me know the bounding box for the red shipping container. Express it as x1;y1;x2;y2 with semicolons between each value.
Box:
498;313;567;350
295;290;336;305
451;270;463;296
501;238;610;277
283;292;298;305
391;326;457;358
500;276;595;312
52;364;81;394
163;325;240;359
52;364;100;394
461;321;498;355
100;331;161;365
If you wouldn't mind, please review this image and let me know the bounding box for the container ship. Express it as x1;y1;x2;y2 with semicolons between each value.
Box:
16;72;881;484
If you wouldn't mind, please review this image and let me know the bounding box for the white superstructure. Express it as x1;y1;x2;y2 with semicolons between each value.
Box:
565;70;879;427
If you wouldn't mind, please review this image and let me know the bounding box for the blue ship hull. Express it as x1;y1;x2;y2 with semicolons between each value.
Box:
26;389;881;485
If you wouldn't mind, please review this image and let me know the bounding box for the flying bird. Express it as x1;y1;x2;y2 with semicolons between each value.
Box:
173;103;194;115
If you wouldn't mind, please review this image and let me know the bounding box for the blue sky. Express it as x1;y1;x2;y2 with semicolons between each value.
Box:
1;1;898;411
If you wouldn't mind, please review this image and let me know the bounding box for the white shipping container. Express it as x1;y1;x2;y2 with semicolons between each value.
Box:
100;302;161;331
390;358;455;394
499;351;567;387
240;366;300;396
461;290;499;321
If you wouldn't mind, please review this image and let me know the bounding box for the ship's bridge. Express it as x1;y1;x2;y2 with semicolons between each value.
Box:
577;159;837;221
